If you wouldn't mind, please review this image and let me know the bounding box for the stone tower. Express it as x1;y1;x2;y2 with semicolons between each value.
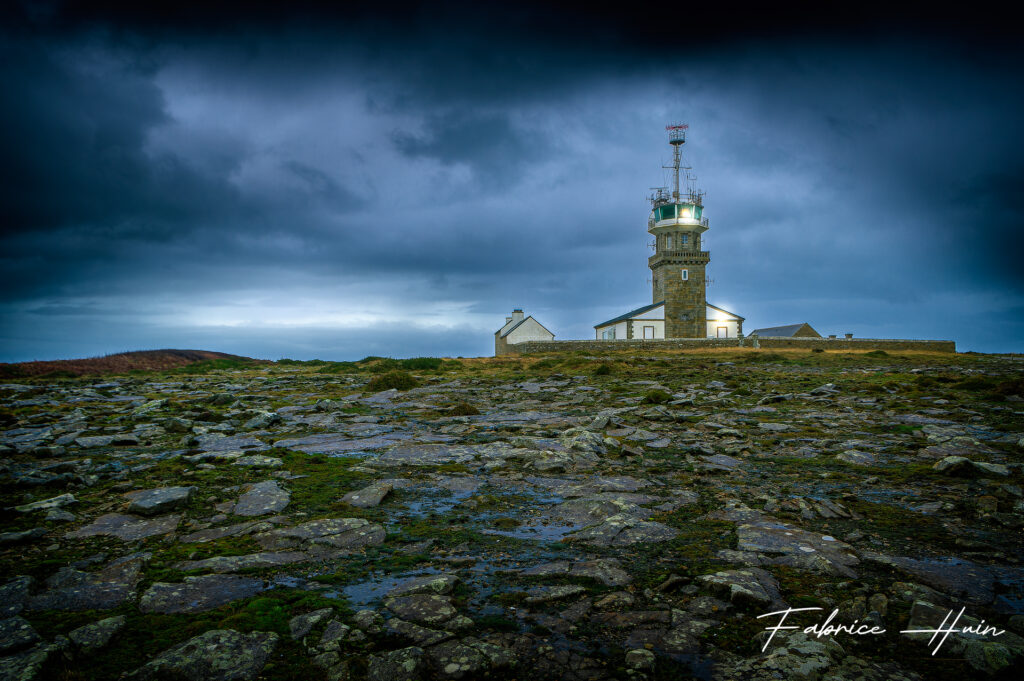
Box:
648;124;709;338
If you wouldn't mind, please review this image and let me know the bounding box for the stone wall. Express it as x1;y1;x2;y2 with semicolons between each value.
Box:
503;335;956;355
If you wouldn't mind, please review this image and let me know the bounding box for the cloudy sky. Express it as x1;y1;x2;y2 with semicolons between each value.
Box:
1;2;1022;361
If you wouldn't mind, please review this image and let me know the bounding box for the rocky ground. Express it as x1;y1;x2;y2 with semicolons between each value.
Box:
1;348;1022;680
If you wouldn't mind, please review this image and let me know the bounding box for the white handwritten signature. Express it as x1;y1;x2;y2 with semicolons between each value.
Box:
756;606;1005;655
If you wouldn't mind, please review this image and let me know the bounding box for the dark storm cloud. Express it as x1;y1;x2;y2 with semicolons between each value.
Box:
1;2;1022;360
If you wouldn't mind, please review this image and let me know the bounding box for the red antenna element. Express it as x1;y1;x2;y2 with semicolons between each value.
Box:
665;124;689;131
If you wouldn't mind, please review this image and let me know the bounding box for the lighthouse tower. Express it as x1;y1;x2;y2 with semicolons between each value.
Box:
648;124;709;338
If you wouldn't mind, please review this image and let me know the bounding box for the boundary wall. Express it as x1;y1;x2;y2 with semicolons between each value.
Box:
500;336;956;355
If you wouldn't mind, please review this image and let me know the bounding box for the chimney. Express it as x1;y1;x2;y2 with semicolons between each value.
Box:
511;309;524;323
505;317;513;324
845;333;854;339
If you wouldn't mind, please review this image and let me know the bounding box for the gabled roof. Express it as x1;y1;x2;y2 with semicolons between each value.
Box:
596;301;745;328
707;303;745;321
594;301;664;329
750;323;819;337
498;316;554;339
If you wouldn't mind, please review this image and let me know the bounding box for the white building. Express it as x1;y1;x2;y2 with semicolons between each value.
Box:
495;309;554;355
594;301;744;340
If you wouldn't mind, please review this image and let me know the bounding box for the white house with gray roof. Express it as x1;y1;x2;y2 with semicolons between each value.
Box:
594;301;744;340
495;309;554;355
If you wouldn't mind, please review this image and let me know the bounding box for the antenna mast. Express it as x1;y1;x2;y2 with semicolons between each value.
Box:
665;123;688;202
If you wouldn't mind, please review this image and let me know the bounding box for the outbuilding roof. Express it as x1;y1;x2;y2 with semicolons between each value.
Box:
497;316;554;339
749;323;820;337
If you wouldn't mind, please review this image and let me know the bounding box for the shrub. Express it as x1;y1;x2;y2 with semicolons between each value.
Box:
449;402;480;416
642;389;672;404
864;350;889;358
593;363;613;376
366;370;418;392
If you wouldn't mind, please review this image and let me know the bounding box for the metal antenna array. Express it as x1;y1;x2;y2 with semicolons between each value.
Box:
665;123;688;201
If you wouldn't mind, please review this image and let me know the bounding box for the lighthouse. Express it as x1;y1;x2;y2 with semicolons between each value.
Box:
593;125;743;341
648;124;710;338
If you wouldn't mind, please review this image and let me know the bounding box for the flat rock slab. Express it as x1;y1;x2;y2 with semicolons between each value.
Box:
233;481;289;516
699;454;743;471
385;594;457;626
566;515;678;547
546;497;647;526
522;559;632;587
196;433;271;453
140;574;265;614
66;513;182;541
124;629;278;681
427;637;516;680
375;444;478;466
273;432;407;455
14;493;77;513
342;481;393;508
176;551;311;573
27;553;149;611
180;520;273;544
125;486;196;516
259;517;385;551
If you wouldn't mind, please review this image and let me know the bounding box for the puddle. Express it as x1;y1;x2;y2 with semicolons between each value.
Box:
327;567;443;608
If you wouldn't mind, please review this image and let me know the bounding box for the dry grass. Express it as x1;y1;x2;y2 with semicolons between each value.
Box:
0;349;259;378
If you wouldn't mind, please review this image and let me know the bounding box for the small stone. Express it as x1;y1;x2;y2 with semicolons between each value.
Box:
625;648;656;671
0;616;41;655
67;615;126;655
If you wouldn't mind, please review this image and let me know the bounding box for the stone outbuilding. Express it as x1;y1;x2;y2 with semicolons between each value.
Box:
495;309;554;355
749;323;821;338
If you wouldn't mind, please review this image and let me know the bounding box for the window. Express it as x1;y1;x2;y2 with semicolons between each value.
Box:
601;328;616;340
717;326;728;338
643;325;655;339
680;233;689;245
665;235;673;249
681;269;689;281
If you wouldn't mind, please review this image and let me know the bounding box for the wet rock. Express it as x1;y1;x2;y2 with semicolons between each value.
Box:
388;573;459;597
67;615;126;655
0;616;41;655
140;574;265;614
180;520;272;543
124;629;278;680
66;513;181;541
735;631;845;680
125;486;197;516
367;646;426;681
385;594;457;626
342;481;393;508
232;481;289;516
352;609;385;634
289;608;333;639
27;553;149;611
698;568;787;609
